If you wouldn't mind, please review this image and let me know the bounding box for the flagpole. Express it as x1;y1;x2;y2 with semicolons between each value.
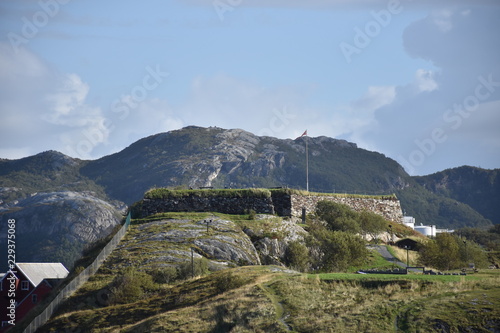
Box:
306;135;309;192
297;130;309;192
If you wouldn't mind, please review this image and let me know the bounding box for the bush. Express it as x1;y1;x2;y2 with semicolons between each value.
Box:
214;272;248;293
129;200;143;219
177;257;210;280
246;209;257;220
285;241;310;272
418;233;488;270
308;221;368;272
315;200;360;233
320;231;369;272
109;268;157;304
358;210;388;241
149;266;178;284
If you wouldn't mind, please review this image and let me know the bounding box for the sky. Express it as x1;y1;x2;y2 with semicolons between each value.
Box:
0;0;499;176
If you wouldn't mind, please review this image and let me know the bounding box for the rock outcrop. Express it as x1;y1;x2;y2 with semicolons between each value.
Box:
0;191;124;269
107;217;261;272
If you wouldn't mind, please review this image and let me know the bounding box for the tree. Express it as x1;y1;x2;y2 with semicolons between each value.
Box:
419;233;460;270
419;233;488;270
109;268;157;304
284;241;310;272
309;225;368;272
315;200;360;233
490;224;500;235
358;210;388;241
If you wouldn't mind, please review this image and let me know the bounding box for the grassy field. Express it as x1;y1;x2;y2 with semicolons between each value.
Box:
32;212;500;332
36;266;500;332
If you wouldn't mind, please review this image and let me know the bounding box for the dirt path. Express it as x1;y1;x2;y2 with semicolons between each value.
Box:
258;281;292;332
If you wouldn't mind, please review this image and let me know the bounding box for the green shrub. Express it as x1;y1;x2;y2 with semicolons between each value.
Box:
129;200;143;219
358;210;388;241
285;241;310;272
177;257;210;280
214;272;248;293
315;200;360;233
149;266;178;284
307;220;369;272
418;233;489;270
109;268;157;304
246;209;257;220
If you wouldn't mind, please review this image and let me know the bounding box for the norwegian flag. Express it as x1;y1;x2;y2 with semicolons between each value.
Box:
297;130;307;139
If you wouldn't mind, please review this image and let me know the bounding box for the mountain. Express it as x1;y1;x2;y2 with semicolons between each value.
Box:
0;150;109;204
0;126;496;253
414;166;500;224
80;126;410;204
0;191;124;270
79;126;493;229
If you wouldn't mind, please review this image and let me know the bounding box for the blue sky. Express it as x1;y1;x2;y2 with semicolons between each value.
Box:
0;0;499;175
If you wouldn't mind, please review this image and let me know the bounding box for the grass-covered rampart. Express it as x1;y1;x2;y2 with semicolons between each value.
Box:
144;187;398;200
272;187;398;200
144;188;273;200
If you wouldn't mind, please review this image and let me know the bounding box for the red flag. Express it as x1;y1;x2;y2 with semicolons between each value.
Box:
296;130;307;139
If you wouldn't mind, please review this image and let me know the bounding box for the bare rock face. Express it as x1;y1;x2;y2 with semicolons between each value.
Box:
245;217;308;266
107;217;261;272
0;191;124;269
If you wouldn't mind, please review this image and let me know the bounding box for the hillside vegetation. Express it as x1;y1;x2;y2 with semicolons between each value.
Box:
35;257;500;332
415;166;500;224
26;205;499;333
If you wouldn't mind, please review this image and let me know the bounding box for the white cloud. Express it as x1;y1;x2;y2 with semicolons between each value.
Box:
177;74;307;139
44;74;90;121
0;44;110;159
357;8;500;175
351;86;396;111
431;9;454;33
415;69;438;92
0;43;185;160
102;97;184;155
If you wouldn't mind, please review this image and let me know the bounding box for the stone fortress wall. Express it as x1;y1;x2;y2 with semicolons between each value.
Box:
290;194;403;224
141;189;404;224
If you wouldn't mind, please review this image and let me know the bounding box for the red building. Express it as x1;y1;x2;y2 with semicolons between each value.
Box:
0;263;69;331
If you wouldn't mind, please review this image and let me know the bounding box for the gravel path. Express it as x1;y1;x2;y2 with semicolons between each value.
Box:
369;245;422;273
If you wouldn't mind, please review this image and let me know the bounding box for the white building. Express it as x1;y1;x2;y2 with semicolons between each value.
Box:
403;216;453;237
403;216;415;230
414;224;436;237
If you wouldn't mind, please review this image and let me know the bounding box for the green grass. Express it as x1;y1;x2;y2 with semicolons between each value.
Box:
34;209;500;332
308;272;478;282
131;211;214;224
143;187;398;201
348;248;401;272
274;187;398;199
144;188;272;199
37;263;500;333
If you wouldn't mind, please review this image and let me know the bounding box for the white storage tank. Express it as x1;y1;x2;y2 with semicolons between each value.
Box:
414;224;435;237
